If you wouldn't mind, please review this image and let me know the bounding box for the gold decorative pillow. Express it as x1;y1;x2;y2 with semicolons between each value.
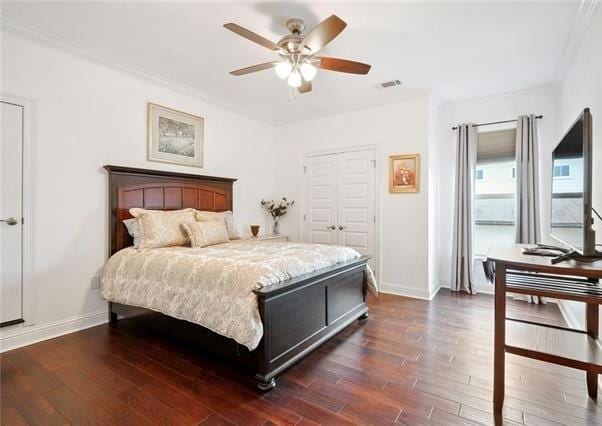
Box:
135;209;196;249
194;210;241;240
181;220;230;248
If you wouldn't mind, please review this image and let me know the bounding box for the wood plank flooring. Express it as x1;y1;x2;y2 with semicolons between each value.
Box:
2;290;602;425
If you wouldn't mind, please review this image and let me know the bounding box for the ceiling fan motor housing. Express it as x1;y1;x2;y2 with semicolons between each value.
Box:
286;18;305;34
278;19;306;53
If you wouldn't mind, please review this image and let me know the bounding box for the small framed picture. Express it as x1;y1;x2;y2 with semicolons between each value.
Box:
389;154;420;193
148;103;204;168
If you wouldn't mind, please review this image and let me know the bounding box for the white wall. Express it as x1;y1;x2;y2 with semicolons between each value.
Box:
0;33;277;351
274;94;436;299
437;86;560;292
556;5;602;330
427;94;443;295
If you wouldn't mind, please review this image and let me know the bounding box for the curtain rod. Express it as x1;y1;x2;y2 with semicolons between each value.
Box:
451;115;543;130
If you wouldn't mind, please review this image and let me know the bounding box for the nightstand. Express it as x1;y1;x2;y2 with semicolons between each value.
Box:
249;234;288;243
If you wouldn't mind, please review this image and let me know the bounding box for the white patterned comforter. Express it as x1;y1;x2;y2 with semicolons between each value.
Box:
101;241;377;350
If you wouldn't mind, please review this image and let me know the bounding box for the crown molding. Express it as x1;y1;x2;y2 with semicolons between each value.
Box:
553;0;599;84
0;16;275;125
276;88;432;126
439;84;559;109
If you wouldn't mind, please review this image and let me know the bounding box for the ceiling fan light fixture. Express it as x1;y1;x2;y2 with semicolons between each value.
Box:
300;62;317;81
275;61;293;79
287;70;302;88
225;15;371;95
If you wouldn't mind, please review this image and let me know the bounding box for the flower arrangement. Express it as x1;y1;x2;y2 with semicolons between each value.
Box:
261;197;294;235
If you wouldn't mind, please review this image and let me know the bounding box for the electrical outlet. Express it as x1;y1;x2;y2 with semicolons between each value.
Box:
90;276;101;289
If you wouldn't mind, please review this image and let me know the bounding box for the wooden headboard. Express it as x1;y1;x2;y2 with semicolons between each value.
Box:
104;165;237;255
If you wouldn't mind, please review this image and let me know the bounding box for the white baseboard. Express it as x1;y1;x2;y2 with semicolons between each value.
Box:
380;282;440;300
477;284;495;295
439;280;494;295
429;284;444;300
0;309;108;353
557;300;583;330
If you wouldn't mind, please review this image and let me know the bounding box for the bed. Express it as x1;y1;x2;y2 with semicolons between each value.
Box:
103;165;372;390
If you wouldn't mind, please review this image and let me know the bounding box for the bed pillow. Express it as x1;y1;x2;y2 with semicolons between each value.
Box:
123;218;140;248
135;209;196;249
181;220;230;248
129;207;194;218
194;210;241;240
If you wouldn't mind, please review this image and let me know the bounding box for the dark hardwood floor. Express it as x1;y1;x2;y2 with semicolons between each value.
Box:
2;290;602;425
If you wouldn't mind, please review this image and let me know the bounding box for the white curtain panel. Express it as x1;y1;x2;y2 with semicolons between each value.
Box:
514;114;545;304
451;124;478;294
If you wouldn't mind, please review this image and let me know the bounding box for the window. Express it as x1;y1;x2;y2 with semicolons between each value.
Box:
474;129;517;255
553;164;570;177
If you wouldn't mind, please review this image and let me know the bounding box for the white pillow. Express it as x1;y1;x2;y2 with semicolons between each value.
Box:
123;218;140;248
194;210;241;240
129;207;194;218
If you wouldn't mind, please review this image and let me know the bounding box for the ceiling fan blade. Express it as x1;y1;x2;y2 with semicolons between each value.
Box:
298;80;312;94
300;15;347;54
316;57;371;75
223;23;281;51
229;62;275;76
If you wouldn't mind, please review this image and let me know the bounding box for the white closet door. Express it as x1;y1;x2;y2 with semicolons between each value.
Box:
1;101;24;325
304;154;339;245
337;150;376;269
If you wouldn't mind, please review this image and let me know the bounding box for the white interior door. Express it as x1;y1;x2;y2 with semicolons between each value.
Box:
1;101;24;326
304;149;377;271
337;150;376;269
304;154;339;244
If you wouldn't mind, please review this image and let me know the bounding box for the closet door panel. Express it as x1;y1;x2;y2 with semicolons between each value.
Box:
1;102;24;325
337;150;376;268
304;154;338;245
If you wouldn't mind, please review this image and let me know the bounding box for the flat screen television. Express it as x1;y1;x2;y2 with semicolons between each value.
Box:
550;108;597;256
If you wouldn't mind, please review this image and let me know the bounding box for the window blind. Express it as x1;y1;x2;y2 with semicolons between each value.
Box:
476;128;516;163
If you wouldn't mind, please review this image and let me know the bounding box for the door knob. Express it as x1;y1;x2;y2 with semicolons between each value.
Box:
326;225;336;230
1;217;18;226
338;225;346;230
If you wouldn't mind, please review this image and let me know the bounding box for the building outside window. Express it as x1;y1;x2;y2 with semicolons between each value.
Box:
474;129;517;255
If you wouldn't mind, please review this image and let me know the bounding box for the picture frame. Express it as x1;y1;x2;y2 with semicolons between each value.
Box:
148;103;204;168
389;153;420;193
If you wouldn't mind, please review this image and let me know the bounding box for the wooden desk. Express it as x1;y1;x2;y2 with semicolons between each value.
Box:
487;244;602;413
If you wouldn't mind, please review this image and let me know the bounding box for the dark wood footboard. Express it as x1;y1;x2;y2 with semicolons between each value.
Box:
109;255;370;390
253;256;369;389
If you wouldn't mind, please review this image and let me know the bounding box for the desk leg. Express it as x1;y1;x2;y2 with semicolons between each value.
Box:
494;263;506;413
586;302;599;399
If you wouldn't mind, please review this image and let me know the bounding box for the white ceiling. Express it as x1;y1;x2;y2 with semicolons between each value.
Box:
1;1;584;123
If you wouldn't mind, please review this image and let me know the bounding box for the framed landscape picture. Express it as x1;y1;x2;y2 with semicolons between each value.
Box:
389;153;420;193
148;103;204;168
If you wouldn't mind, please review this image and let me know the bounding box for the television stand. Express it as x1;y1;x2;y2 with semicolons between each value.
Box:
486;244;602;415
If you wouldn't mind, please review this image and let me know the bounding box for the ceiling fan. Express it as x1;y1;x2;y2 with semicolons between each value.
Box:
223;15;371;94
